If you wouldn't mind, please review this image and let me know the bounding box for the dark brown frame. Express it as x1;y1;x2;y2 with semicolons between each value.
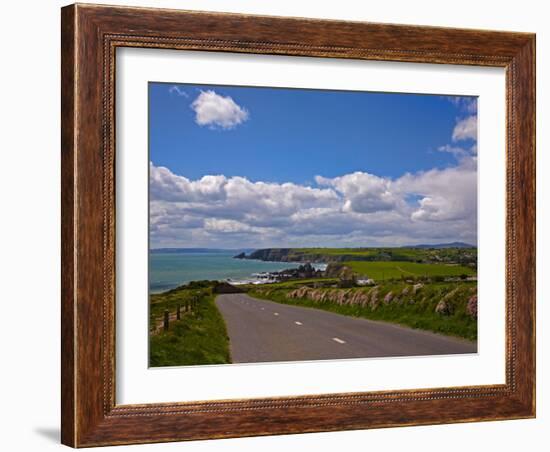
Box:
61;3;536;447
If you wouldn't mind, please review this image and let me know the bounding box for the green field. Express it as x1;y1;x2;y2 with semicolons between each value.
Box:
243;247;477;269
346;261;475;280
296;247;384;256
149;282;231;367
293;246;477;264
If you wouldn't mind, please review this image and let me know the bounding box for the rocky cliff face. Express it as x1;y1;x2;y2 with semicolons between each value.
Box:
244;248;294;261
324;263;351;278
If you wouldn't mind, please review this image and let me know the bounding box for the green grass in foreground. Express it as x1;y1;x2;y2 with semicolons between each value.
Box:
248;281;477;341
149;284;231;367
346;260;475;280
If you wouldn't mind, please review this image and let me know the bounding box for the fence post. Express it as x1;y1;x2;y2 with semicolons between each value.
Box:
163;310;169;331
176;304;181;320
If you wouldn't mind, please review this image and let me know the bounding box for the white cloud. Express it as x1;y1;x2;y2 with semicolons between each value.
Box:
191;90;249;129
437;144;470;157
149;160;477;248
316;172;398;213
150;163;227;202
452;115;477;142
169;85;189;98
204;218;263;234
396;158;477;223
442;96;477;114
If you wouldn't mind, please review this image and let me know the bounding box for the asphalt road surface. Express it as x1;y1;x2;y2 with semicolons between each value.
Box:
215;293;477;363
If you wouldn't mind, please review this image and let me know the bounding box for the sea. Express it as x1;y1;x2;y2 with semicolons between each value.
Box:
150;250;326;293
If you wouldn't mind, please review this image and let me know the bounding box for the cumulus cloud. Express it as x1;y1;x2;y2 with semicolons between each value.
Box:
150;163;227;202
452;115;477;142
149;159;477;248
396;159;477;223
316;172;399;213
191;90;249;129
204;218;265;234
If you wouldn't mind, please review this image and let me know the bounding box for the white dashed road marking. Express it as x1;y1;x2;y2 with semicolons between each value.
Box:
332;337;346;344
295;321;303;325
274;313;279;316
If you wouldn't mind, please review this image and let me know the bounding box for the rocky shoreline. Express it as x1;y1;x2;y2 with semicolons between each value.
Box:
231;263;325;285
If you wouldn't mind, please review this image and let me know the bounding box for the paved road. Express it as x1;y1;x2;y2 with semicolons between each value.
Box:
215;293;477;363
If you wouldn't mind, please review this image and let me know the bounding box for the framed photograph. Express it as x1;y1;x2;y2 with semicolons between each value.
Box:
61;3;536;447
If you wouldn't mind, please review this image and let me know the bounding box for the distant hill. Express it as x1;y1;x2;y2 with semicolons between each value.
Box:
151;248;255;254
234;246;477;266
404;242;475;249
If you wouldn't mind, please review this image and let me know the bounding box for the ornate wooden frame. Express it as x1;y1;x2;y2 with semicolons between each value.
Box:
61;3;536;447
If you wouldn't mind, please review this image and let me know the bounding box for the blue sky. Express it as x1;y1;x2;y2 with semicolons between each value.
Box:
149;82;477;248
149;83;475;184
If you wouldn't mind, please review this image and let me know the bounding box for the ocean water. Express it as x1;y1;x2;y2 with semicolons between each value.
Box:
150;251;312;293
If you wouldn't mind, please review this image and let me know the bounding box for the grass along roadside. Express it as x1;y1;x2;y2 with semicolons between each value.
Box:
149;282;231;367
247;280;477;341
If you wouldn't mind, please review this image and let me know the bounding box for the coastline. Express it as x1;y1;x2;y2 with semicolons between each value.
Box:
150;246;476;295
149;250;328;294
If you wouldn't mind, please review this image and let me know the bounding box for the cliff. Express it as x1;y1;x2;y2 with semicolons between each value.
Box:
233;247;477;265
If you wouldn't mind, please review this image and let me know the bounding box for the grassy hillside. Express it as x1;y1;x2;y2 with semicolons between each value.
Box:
149;282;231;367
240;246;477;266
346;260;475;280
247;279;477;341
